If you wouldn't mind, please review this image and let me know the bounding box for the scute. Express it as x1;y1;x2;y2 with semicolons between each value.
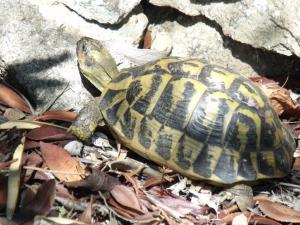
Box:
99;57;295;184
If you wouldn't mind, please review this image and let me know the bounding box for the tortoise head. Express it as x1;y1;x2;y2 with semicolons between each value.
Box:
76;37;119;92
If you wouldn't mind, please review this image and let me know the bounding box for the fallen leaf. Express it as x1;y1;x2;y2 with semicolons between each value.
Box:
40;142;86;182
3;108;25;120
110;185;142;212
33;111;78;122
19;179;56;218
107;196;157;222
251;77;300;117
7;137;25;219
0;83;31;113
257;199;300;223
26;126;74;141
65;168;119;192
147;187;207;219
24;140;40;150
143;177;164;189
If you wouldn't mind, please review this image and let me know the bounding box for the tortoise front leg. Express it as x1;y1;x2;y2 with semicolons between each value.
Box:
68;96;104;142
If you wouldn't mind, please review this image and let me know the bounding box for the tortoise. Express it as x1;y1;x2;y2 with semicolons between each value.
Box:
70;37;295;184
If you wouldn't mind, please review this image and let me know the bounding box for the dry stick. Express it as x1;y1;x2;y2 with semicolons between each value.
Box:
23;165;86;176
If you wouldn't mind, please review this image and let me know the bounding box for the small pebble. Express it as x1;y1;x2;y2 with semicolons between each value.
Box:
64;140;83;156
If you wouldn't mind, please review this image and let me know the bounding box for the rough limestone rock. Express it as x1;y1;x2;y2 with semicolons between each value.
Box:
0;0;148;111
148;17;258;77
58;0;141;24
149;0;300;57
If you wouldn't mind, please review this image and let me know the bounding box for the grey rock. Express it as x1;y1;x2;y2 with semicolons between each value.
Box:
146;9;300;78
149;0;300;57
59;0;141;24
148;17;257;77
0;0;148;111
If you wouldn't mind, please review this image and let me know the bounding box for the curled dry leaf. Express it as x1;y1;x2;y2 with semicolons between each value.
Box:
40;142;86;182
251;77;300;117
26;126;74;142
257;199;300;223
0;83;31;113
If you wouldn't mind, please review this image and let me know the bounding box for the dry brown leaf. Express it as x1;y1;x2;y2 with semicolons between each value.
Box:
33;111;78;122
26;126;74;141
40;142;86;182
107;196;158;223
110;185;142;212
0;83;31;113
65;168;119;192
251;76;300;117
143;177;164;189
19;179;56;219
257;199;300;223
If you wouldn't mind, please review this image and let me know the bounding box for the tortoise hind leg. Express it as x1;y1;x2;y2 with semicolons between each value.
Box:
68;96;104;142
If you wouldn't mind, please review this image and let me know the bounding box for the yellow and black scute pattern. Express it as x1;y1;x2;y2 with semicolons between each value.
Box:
99;57;295;184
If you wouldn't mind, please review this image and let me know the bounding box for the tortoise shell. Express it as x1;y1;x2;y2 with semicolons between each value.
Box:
98;57;295;184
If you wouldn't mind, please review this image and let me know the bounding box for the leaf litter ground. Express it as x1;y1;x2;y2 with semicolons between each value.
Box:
0;78;300;224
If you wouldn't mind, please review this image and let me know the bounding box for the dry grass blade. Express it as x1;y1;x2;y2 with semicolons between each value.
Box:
0;121;41;130
6;136;25;219
0;120;68;130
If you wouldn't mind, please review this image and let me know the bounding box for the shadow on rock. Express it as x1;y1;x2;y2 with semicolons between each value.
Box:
5;52;72;108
